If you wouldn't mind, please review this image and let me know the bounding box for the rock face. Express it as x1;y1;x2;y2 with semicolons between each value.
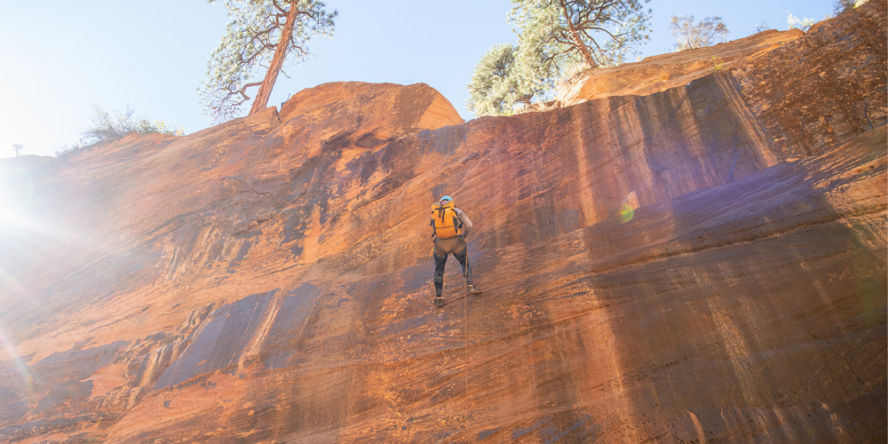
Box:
0;2;886;443
557;28;804;106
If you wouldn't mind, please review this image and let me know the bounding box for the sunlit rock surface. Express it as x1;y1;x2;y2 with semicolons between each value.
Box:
0;2;886;443
557;29;804;107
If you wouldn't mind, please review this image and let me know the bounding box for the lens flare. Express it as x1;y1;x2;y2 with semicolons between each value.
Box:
619;191;639;223
0;169;34;230
0;183;99;254
619;203;635;223
0;169;34;209
0;320;33;395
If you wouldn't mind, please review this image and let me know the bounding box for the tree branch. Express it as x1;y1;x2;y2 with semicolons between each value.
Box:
271;0;287;15
237;81;262;101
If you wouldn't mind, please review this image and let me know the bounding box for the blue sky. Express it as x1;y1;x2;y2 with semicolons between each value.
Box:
0;0;839;158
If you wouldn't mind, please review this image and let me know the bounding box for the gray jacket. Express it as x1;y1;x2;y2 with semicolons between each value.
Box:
453;208;473;238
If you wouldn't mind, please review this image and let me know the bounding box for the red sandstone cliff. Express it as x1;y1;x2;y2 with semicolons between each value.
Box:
0;2;886;443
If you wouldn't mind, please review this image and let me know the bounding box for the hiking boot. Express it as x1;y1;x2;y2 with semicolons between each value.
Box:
434;297;446;308
467;285;482;295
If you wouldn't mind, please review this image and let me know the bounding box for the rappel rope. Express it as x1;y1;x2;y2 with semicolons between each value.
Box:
462;251;470;412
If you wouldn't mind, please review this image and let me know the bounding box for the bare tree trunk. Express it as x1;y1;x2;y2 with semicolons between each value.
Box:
570;29;598;69
249;0;300;115
557;0;598;69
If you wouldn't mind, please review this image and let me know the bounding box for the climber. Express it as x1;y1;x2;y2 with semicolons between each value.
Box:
430;195;481;307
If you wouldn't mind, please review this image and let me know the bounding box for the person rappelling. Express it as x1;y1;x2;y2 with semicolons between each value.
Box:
430;195;481;307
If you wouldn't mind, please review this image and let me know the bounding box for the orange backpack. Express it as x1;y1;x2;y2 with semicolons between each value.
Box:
430;200;461;239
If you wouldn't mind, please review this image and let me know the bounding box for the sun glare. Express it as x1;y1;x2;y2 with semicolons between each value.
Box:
0;167;33;225
0;170;37;396
0;319;33;395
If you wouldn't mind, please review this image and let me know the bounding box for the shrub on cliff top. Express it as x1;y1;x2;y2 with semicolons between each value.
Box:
55;106;183;160
669;15;730;51
834;0;870;15
56;105;183;160
80;104;183;146
786;13;817;31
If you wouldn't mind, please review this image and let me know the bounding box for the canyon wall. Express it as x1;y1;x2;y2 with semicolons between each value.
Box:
0;1;885;443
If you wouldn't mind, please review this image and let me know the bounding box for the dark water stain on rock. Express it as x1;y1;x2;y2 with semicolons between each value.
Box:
155;290;278;389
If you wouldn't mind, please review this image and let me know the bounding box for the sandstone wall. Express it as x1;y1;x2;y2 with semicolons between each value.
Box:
0;1;885;443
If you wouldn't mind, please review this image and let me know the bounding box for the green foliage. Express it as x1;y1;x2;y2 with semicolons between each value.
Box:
670;15;729;51
11;144;24;157
466;44;544;117
199;0;336;123
80;104;183;145
511;0;651;70
834;0;869;14
55;143;84;160
711;56;724;71
469;0;651;116
787;13;817;31
56;105;183;160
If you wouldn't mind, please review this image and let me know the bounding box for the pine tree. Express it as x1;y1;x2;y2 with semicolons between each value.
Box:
200;0;336;123
467;44;546;117
468;0;651;116
511;0;651;72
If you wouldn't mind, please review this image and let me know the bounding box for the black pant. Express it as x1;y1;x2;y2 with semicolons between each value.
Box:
433;247;473;298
